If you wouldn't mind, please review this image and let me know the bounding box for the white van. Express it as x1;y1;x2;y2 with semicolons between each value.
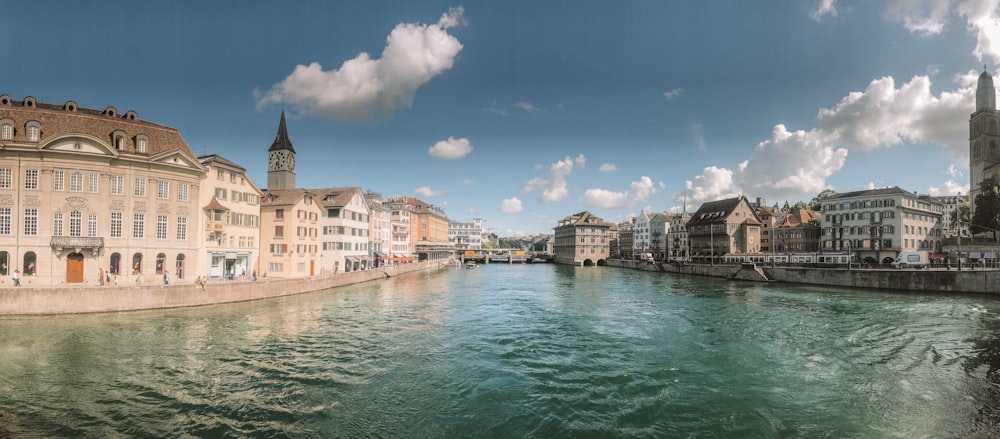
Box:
892;251;928;269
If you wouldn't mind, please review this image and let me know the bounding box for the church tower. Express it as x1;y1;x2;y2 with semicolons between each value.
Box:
971;68;1000;214
267;109;296;190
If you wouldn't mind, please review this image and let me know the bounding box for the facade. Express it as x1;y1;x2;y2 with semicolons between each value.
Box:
754;201;778;253
389;196;449;248
365;190;391;267
632;209;653;256
686;196;762;262
616;220;634;259
971;68;1000;216
667;213;691;260
772;209;822;253
0;95;205;285
930;194;968;237
449;218;484;250
258;189;321;278
316;186;372;273
648;213;671;260
819;187;944;264
389;206;413;262
198;154;262;280
552;211;612;266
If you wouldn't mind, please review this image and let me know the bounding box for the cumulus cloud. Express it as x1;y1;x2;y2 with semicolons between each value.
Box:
414;186;442;197
683;166;739;203
522;156;578;202
428;137;473;159
886;0;1000;64
735;125;849;202
515;102;539;113
254;7;465;121
581;176;662;209
811;0;839;20
927;179;970;196
500;197;524;213
574;154;587;165
663;88;683;100
947;163;964;179
599;163;617;172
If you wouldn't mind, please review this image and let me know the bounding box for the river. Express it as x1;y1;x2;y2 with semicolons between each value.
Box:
2;264;1000;437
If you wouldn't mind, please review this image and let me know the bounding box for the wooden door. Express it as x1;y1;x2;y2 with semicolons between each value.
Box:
66;253;84;283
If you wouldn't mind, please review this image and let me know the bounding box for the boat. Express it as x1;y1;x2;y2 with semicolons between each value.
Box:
465;260;478;269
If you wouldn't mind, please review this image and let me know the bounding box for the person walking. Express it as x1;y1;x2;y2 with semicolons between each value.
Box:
98;268;105;286
12;269;19;287
163;271;169;285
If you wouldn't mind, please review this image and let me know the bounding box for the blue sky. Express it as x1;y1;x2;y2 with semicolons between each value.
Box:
2;0;992;235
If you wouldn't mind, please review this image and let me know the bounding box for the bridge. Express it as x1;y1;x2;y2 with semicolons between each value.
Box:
457;249;554;264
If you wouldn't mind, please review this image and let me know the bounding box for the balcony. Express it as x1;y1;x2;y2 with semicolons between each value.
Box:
50;236;104;257
206;222;223;232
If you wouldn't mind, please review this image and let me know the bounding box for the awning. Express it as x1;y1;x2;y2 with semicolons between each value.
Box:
970;251;982;258
374;252;387;258
389;256;416;261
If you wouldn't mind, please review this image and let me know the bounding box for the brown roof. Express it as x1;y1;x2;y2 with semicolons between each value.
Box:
203;196;229;211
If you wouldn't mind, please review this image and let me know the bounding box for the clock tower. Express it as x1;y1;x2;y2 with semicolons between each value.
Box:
267;109;296;190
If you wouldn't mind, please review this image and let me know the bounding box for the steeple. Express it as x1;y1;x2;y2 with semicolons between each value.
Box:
268;109;295;153
977;66;996;113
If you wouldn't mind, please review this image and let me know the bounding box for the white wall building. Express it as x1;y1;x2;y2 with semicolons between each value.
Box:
449;218;484;250
316;186;372;273
198;154;261;280
633;209;653;256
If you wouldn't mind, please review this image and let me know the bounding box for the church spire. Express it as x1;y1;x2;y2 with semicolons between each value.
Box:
268;109;295;153
977;66;996;113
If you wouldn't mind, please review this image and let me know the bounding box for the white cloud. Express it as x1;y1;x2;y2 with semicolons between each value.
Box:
515;102;539;113
682;166;739;203
811;0;839;20
574;154;587;165
254;7;465;121
886;0;1000;64
736;125;849;202
599;163;617;172
947;163;964;179
927;179;970;195
414;186;442;197
428;136;473;159
500;197;524;213
663;88;683;100
581;176;661;209
522;156;577;202
485;100;509;117
865;182;877;190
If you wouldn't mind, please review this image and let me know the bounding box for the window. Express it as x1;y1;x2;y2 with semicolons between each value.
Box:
111;175;124;195
88;213;97;237
0;123;12;140
0;208;10;235
70;172;83;192
110;211;122;238
89;172;99;193
69;211;82;237
176;216;187;240
214;188;227;200
216;170;224;180
133;213;144;238
53;169;65;191
178;183;189;201
136;136;148;153
275;209;284;220
157;180;169;199
275;225;284;238
53;212;63;236
26;124;39;142
0;168;10;188
157;215;168;239
133;177;146;197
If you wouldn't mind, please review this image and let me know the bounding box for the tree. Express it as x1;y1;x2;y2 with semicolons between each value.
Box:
792;201;810;212
972;176;1000;239
809;189;838;211
949;202;970;236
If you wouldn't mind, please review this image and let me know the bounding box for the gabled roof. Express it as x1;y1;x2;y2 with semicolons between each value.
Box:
261;188;316;208
310;186;368;210
824;186;909;200
687;196;762;227
556;210;613;228
268;109;295;153
198;153;246;172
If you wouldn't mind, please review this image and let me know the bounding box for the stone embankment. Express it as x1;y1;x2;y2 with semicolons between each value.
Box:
609;259;1000;295
0;260;448;316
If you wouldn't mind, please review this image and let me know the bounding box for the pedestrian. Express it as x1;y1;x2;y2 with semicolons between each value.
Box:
106;271;111;285
135;271;142;284
252;270;257;281
98;268;105;286
114;274;119;286
163;271;169;285
12;269;20;287
196;276;205;290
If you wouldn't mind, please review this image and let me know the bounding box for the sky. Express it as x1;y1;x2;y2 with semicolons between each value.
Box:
2;0;995;236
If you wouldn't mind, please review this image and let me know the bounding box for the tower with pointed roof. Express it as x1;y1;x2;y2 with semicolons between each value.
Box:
971;67;1000;215
267;110;297;190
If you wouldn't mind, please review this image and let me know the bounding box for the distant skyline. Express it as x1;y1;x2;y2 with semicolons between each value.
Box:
3;0;994;235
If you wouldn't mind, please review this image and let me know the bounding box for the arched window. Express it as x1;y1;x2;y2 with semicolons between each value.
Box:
175;254;185;279
0;251;8;276
110;252;121;276
132;253;143;274
25;121;40;142
0;118;13;140
155;253;166;275
23;251;36;275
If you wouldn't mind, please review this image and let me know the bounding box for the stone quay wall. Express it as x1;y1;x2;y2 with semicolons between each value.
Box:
608;259;1000;296
0;260;448;316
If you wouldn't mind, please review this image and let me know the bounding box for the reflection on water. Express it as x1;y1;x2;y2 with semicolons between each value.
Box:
2;265;1000;437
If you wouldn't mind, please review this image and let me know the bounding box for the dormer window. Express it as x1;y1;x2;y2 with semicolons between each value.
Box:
135;134;148;153
0;95;10;106
111;130;127;151
23;96;36;108
0;119;13;140
25;121;40;142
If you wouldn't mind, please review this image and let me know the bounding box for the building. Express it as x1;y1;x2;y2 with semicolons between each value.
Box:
648;212;671;260
632;209;653;256
552;211;612;266
772;209;822;253
616;220;634;259
449;218;484;250
315;186;372;273
388;196;450;258
259;188;321;278
930;194;968;237
0;95;205;285
266;109;296;191
667;213;691;260
389;205;413;262
365;190;391;267
686;196;762;263
819;187;944;264
198;154;261;280
971;68;1000;216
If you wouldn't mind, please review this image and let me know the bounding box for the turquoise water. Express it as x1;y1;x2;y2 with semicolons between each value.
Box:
2;264;1000;437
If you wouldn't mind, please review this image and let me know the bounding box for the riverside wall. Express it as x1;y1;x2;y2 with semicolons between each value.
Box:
0;260;448;316
608;259;1000;295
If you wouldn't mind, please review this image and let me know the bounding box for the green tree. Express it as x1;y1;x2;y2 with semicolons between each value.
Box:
949;202;970;235
972;176;1000;238
809;189;838;211
792;201;809;212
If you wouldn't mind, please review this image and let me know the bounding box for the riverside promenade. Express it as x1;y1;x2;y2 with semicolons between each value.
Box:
0;260;450;316
610;259;1000;296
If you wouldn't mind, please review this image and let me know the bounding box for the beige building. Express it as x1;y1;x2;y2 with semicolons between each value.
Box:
259;188;321;278
198;154;262;280
686;196;762;262
0;95;205;285
553;211;612;266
